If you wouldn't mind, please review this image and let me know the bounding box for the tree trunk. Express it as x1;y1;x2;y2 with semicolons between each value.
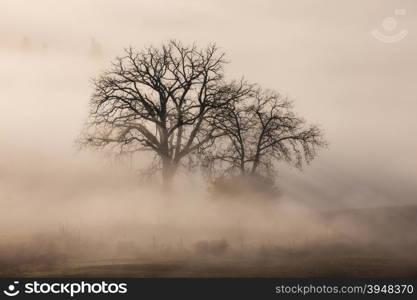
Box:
251;159;259;175
161;156;177;191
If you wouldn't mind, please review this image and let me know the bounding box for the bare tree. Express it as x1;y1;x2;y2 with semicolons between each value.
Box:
204;87;326;183
79;40;248;188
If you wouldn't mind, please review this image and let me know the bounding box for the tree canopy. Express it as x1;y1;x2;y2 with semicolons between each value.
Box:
204;87;326;180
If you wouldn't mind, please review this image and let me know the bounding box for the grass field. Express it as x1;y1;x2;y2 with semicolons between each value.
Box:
1;205;417;278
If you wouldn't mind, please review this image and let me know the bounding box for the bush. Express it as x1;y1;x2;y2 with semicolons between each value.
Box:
210;174;280;200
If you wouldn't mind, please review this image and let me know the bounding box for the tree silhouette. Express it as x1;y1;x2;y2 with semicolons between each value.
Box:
204;87;326;185
79;40;326;190
79;40;249;188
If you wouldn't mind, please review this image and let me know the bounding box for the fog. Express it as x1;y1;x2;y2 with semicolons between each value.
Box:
1;0;417;276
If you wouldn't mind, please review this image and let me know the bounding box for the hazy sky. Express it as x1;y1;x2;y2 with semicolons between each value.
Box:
1;0;416;209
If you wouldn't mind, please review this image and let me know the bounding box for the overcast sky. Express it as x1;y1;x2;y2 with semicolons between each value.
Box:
0;0;416;209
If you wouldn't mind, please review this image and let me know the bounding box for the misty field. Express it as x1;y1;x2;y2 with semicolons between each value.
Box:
1;202;417;278
1;0;417;280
